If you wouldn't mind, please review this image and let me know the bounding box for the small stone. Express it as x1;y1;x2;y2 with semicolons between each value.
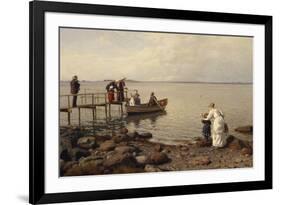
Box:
191;156;211;166
180;146;189;151
119;127;129;134
136;131;153;139
154;144;162;152
241;147;253;155
135;155;148;165
235;158;242;163
235;125;253;134
144;165;162;172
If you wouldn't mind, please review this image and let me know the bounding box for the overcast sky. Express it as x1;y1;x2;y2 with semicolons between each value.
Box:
60;28;253;83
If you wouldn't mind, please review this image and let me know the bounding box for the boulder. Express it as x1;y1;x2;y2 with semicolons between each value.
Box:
78;156;104;175
77;136;96;149
94;135;112;145
103;152;137;168
60;137;72;150
60;148;71;161
70;148;90;161
112;134;131;143
148;152;169;165
126;132;138;139
99;140;116;151
114;146;137;154
62;161;78;173
235;125;253;134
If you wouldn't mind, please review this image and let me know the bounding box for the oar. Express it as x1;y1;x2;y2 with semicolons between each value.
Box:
154;98;164;111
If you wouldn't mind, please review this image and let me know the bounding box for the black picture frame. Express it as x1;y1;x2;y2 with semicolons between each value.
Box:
29;0;272;204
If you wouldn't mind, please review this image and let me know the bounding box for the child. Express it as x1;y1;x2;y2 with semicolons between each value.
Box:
201;113;211;141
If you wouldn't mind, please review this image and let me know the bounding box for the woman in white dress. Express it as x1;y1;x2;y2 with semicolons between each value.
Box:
204;103;228;147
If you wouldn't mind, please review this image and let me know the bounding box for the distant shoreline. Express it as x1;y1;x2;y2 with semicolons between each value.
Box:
60;80;253;85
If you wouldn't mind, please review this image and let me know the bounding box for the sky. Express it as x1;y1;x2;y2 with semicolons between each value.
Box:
60;28;253;83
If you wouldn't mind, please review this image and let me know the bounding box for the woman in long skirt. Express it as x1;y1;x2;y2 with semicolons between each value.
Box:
204;103;228;147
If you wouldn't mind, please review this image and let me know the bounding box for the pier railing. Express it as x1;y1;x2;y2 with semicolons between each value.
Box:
60;90;129;125
60;92;108;109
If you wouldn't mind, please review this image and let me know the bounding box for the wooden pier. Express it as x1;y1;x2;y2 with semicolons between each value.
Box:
60;92;126;126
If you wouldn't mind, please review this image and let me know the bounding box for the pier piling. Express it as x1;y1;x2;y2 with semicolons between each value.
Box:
60;91;126;126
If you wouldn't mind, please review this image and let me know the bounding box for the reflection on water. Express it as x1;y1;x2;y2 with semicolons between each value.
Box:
60;81;253;144
126;112;167;127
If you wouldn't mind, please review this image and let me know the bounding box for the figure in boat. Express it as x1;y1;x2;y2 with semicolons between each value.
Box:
148;92;158;106
126;91;168;115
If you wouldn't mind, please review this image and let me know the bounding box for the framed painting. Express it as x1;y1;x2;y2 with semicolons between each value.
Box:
29;0;272;204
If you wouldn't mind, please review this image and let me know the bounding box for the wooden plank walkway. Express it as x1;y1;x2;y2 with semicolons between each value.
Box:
60;92;126;125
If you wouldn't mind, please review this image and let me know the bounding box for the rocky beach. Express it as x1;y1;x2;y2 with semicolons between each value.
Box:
59;125;253;176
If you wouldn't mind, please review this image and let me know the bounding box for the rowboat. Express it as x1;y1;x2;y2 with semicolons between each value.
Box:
126;98;168;115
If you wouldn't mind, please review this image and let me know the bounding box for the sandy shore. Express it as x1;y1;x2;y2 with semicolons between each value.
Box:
59;126;253;176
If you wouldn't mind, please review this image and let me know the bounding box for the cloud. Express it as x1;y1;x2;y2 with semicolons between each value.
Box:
60;28;253;82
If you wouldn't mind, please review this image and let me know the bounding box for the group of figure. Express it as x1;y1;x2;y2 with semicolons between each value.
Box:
129;91;158;107
105;78;126;103
201;103;228;148
71;76;227;148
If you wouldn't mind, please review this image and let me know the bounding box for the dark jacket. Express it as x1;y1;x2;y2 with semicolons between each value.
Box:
70;79;80;94
148;95;157;106
201;119;211;138
118;81;126;91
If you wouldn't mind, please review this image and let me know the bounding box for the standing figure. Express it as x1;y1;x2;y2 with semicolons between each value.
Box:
201;113;211;141
117;78;126;102
203;103;227;148
106;81;117;103
70;75;80;107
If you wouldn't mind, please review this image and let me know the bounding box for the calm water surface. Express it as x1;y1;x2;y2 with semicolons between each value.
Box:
60;82;252;144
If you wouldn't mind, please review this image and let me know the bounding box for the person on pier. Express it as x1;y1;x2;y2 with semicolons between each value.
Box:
106;81;117;103
117;78;126;102
70;75;80;107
